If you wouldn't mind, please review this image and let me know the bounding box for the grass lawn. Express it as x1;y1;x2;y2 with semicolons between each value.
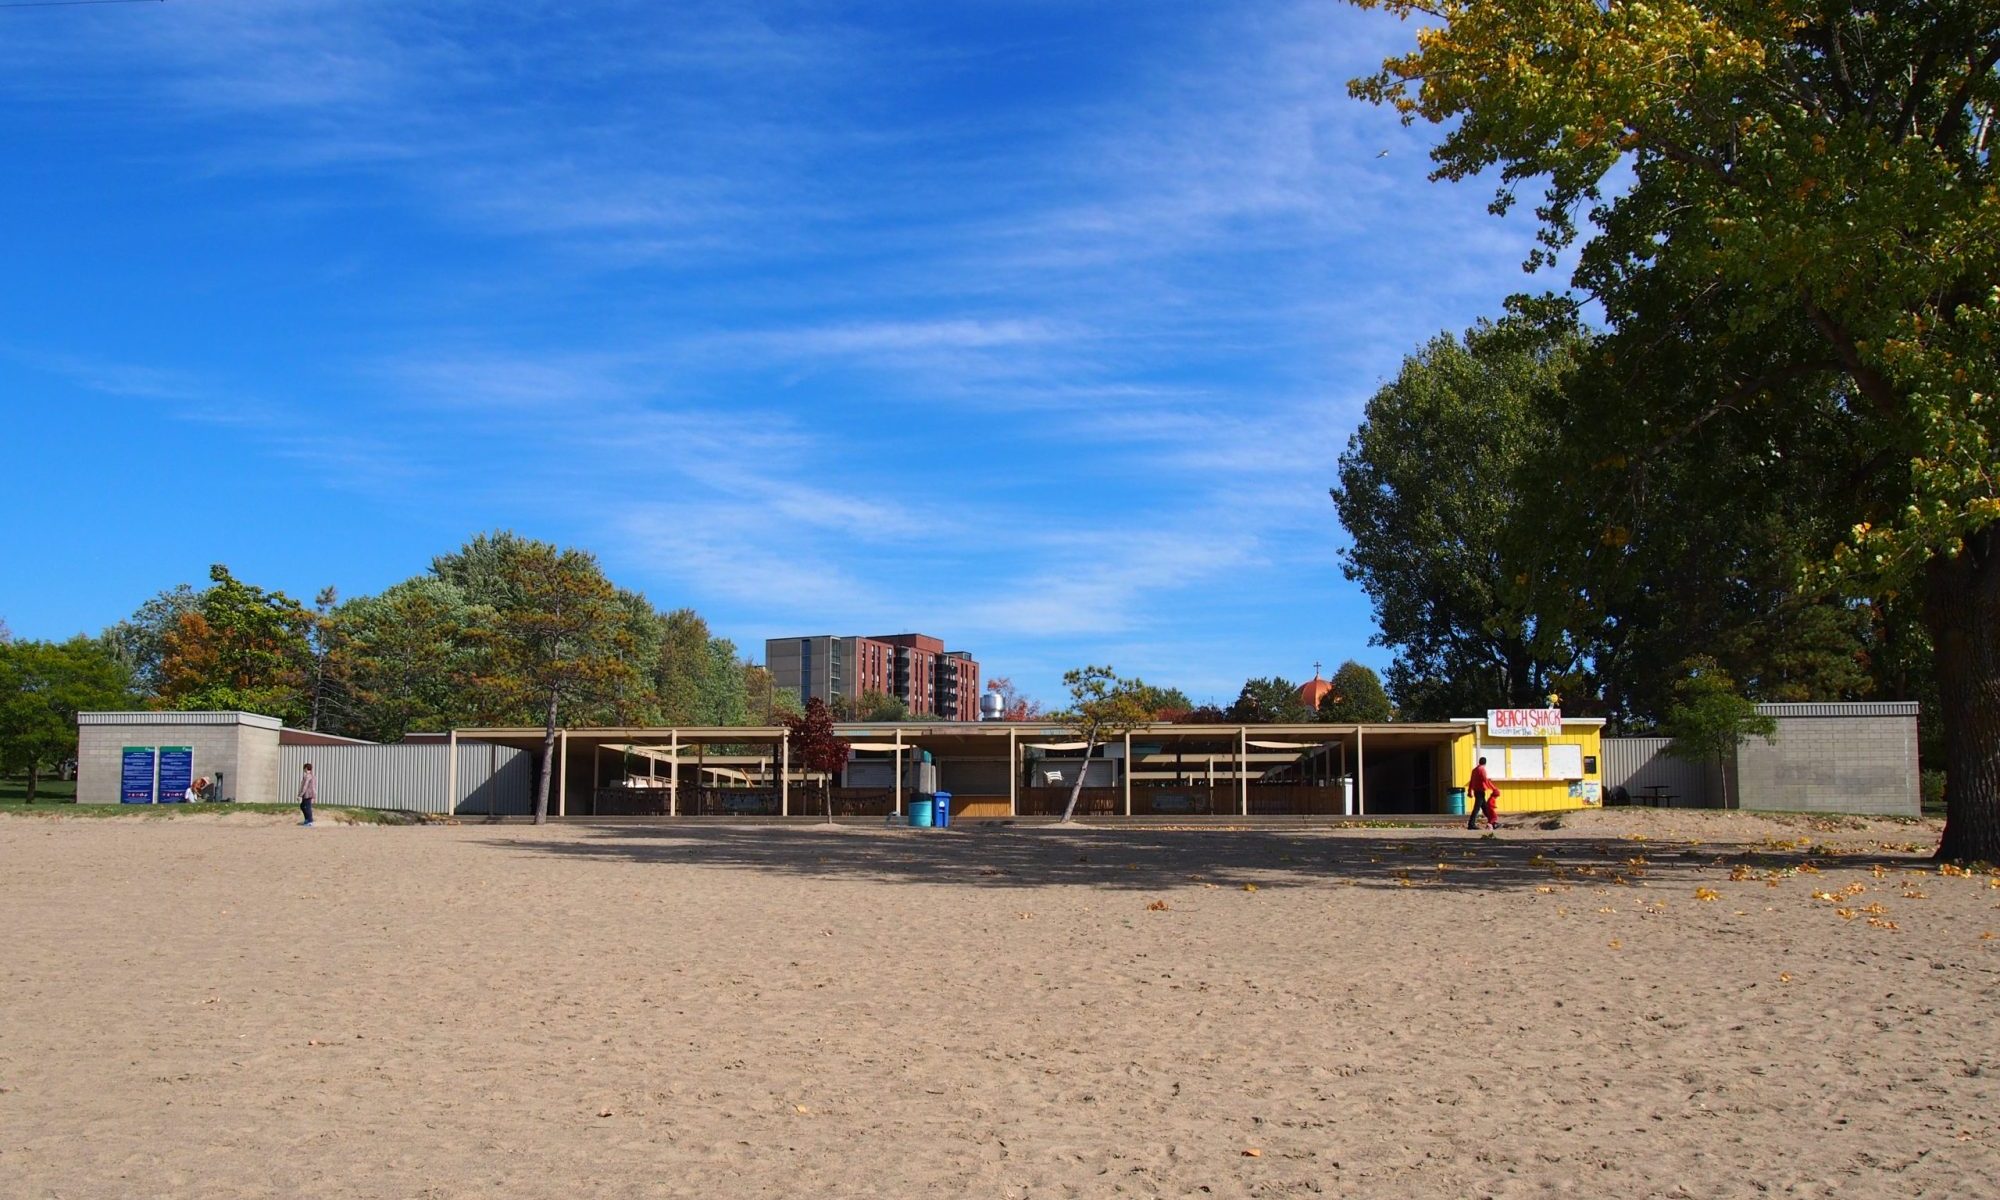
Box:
0;796;431;824
0;777;77;804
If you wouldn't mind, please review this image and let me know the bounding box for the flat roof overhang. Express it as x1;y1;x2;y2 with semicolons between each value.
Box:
446;721;1475;758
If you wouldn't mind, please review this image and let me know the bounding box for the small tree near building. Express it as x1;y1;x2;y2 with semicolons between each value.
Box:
785;696;852;823
1662;660;1777;811
1318;660;1395;723
1055;665;1156;824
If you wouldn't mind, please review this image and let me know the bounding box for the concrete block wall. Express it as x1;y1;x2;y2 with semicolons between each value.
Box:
1733;708;1920;816
76;713;282;805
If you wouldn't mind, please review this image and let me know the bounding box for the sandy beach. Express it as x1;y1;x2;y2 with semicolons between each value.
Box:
2;810;1995;1198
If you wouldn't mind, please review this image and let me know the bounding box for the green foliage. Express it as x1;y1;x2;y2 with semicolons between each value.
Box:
463;537;639;823
1330;320;1591;719
0;636;135;799
102;583;198;696
834;690;910;722
1662;659;1777;808
1055;665;1157;822
334;579;482;741
1349;0;2000;854
1318;660;1395;723
1128;684;1194;720
155;565;315;723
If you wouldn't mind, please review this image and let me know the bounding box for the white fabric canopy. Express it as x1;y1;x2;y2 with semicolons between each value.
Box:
1247;740;1324;750
845;742;909;752
1022;741;1089;751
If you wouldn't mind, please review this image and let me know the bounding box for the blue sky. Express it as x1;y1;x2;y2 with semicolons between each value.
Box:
0;0;1548;707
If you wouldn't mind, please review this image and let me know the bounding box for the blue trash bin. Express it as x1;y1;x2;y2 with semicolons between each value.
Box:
933;791;951;828
1447;787;1467;816
909;796;935;828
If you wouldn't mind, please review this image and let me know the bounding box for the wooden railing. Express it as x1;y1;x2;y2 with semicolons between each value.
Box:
1017;786;1120;816
592;787;671;816
689;788;781;816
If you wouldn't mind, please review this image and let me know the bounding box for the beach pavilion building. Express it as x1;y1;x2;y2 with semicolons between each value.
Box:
435;715;1610;820
77;704;1923;817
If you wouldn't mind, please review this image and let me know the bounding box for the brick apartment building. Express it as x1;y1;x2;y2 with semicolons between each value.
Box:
765;633;981;721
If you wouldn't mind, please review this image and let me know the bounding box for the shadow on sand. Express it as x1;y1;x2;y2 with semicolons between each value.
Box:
489;819;1938;895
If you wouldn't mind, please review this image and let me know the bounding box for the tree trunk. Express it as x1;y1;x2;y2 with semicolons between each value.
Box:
534;688;560;826
1928;525;2000;863
26;762;38;804
1059;736;1098;823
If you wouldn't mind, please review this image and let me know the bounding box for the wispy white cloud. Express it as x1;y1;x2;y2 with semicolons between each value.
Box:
2;0;1543;694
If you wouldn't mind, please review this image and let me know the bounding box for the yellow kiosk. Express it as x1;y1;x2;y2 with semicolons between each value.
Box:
1450;710;1605;816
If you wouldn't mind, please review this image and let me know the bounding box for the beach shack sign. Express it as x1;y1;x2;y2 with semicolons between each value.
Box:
1486;708;1563;738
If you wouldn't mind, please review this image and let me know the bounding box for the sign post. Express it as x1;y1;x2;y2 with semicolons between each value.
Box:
120;746;157;804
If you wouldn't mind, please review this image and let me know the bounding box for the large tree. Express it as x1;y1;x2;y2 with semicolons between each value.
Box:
154;565;315;723
467;537;639;824
1351;2;2000;859
0;637;134;800
1331;321;1591;718
335;578;482;741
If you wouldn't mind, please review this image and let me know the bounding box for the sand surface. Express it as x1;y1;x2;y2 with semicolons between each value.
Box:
2;810;1996;1198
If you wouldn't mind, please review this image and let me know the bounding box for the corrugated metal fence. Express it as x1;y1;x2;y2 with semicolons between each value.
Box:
1601;737;1714;807
278;743;534;815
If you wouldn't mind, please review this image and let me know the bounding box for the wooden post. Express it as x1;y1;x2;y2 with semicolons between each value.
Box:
1356;726;1366;816
780;732;790;817
1238;727;1249;816
593;743;602;818
1008;727;1017;816
668;729;678;817
894;728;904;816
1123;730;1132;816
445;729;458;817
557;729;569;818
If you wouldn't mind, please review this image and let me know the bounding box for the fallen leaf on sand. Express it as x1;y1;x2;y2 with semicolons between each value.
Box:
794;1104;810;1114
1146;899;1170;911
598;1109;614;1118
1779;972;1793;983
1608;939;1623;950
1242;1148;1262;1157
1694;888;1720;902
1241;883;1259;893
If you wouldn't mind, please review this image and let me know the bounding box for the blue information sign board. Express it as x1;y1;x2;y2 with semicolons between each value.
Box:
159;746;193;803
120;746;157;804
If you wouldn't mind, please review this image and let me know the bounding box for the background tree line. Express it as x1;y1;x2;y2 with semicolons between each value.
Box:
0;532;792;804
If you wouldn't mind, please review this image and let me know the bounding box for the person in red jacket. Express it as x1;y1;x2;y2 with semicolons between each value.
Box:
1465;757;1499;830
